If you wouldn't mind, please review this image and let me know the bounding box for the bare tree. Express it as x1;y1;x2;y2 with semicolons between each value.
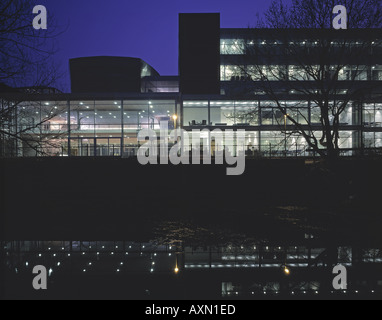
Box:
1;96;70;157
227;0;382;160
0;0;67;157
223;108;259;126
0;0;63;86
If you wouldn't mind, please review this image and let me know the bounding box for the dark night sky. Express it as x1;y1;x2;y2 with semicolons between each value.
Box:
38;0;278;91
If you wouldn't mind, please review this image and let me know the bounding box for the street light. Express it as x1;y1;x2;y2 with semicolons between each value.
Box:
172;114;178;129
283;266;291;276
174;254;180;274
284;114;289;128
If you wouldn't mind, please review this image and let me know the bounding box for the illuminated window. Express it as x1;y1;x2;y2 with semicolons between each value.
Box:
220;39;245;55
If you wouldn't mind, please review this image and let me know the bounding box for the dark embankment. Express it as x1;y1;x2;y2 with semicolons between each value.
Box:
1;157;381;245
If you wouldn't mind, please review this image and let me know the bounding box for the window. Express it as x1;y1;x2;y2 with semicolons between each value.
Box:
220;39;245;55
260;101;280;126
210;101;234;126
372;65;382;81
364;132;382;148
287;108;309;125
234;101;259;126
247;66;283;81
363;103;382;127
183;101;209;127
261;131;309;156
70;101;95;133
311;103;321;124
95;101;122;134
288;66;316;81
339;105;353;125
338;131;354;151
123;100;176;131
339;66;368;81
220;65;247;81
338;67;351;81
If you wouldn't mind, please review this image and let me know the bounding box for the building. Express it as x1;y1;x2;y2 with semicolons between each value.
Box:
69;56;160;94
1;13;382;158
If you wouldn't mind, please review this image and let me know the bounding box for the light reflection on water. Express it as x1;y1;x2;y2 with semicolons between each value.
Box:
2;240;382;299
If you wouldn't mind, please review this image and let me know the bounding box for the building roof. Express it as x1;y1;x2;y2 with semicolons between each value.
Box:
0;82;15;93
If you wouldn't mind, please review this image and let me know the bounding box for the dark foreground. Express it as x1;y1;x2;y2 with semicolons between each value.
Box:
1;157;382;300
1;157;382;244
2;240;382;300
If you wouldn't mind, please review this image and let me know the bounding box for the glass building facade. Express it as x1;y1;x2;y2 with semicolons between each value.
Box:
3;96;177;157
1;24;382;158
1;94;378;158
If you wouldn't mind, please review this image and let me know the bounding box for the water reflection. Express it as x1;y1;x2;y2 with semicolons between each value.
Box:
1;241;382;299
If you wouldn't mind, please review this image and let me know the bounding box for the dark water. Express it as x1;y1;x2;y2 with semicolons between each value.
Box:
2;239;382;300
1;158;382;299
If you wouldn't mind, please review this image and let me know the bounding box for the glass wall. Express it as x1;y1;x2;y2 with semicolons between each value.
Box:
123;100;176;156
255;65;285;81
68;100;122;156
338;131;354;150
220;39;245;55
69;100;93;156
66;99;176;157
183;99;317;127
288;66;314;81
16;100;69;156
339;105;353;125
11;97;382;158
260;101;308;126
95;100;122;135
260;101;283;126
122;100;144;156
211;101;258;126
210;101;234;126
259;128;354;156
220;65;247;81
261;131;309;157
221;65;284;81
185;130;260;158
70;100;93;133
233;101;259;126
245;131;260;156
338;66;368;81
183;101;259;127
372;65;382;81
96;101;122;156
284;101;309;125
183;101;209;126
310;103;321;125
364;132;382;148
363;103;382;127
221;65;378;82
18;100;68;133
